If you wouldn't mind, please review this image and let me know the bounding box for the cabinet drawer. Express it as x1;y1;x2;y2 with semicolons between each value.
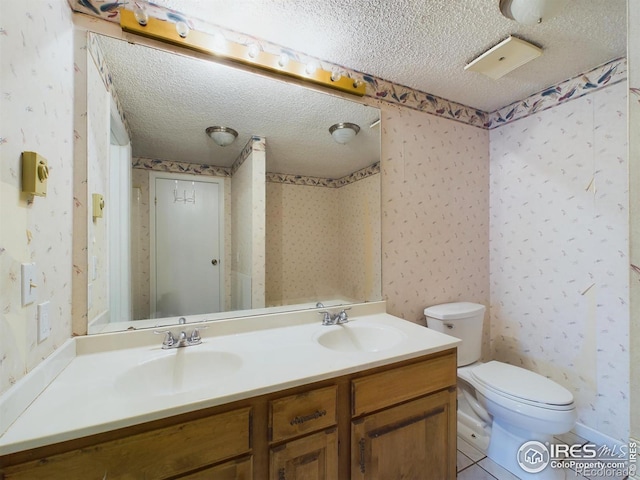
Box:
270;385;337;443
1;407;252;480
351;350;456;416
179;455;253;479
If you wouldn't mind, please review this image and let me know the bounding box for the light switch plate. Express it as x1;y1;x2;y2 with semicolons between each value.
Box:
37;301;51;343
21;263;37;306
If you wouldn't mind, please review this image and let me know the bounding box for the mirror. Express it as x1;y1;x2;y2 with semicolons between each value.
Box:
86;33;381;333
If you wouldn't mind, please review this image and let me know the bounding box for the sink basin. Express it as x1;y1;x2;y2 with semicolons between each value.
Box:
115;349;243;396
314;323;406;353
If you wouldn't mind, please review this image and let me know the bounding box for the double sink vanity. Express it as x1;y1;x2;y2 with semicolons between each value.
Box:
0;302;459;479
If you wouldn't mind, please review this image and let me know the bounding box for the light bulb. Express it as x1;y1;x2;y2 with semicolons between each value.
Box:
175;21;189;38
330;68;342;82
277;53;290;68
247;43;260;59
212;32;226;51
305;61;318;75
133;3;148;26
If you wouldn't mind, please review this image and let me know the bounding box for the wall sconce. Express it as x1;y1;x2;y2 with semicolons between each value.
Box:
329;122;360;144
206;126;238;147
119;8;366;96
499;0;567;24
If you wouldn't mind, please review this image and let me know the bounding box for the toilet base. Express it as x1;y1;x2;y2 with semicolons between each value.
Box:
488;421;566;480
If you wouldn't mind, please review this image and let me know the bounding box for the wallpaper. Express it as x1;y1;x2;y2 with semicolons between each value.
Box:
489;82;629;442
629;0;640;450
231;138;266;310
0;0;74;394
86;48;110;324
379;104;491;357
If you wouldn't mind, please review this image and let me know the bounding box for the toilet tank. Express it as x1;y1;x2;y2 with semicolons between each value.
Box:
424;302;485;367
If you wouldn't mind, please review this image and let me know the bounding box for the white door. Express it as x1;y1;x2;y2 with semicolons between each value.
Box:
152;175;222;318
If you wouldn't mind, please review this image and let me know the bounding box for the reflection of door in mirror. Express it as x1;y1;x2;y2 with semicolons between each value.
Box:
149;173;224;319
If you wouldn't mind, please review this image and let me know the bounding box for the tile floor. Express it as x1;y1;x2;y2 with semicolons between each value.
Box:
456;432;629;480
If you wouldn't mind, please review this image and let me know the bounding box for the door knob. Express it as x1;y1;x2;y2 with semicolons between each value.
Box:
211;259;218;265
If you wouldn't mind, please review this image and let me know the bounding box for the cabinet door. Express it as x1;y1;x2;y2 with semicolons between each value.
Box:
178;455;252;479
270;428;338;480
351;389;456;480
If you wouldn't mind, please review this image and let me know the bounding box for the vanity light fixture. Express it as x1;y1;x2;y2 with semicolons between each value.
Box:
206;126;238;147
499;0;567;25
329;122;360;144
119;8;366;96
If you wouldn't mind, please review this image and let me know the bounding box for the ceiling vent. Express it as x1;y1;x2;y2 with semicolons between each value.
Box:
464;36;543;80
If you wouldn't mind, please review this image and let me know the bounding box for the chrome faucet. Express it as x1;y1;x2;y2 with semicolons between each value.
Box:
318;308;351;326
154;317;205;349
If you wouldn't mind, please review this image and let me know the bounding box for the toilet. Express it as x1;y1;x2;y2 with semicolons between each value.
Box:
425;302;576;480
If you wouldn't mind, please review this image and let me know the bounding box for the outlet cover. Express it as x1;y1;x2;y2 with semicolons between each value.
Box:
37;301;51;343
21;263;37;306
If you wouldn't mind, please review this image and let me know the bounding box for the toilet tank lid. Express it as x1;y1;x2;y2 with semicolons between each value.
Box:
423;302;485;320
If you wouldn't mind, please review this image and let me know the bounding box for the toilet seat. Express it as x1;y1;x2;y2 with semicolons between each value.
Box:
468;361;574;411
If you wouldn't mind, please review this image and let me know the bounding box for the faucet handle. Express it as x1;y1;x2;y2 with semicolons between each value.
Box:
154;330;175;347
318;311;333;325
336;308;351;324
189;325;207;344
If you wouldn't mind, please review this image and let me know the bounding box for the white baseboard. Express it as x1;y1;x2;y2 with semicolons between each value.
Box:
573;422;626;449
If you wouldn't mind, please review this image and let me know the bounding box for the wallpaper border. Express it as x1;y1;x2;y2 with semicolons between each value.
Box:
133;157;379;188
70;2;626;131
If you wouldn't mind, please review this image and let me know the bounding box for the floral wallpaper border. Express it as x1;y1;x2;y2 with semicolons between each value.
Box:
267;162;380;188
132;157;379;188
486;57;627;129
231;136;266;176
87;32;131;137
70;2;626;131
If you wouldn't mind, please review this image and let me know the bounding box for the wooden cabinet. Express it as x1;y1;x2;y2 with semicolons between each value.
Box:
351;389;456;480
0;349;456;480
270;428;338;480
179;455;253;479
0;407;252;480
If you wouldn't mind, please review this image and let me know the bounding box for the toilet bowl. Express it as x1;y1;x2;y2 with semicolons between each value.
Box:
425;302;576;480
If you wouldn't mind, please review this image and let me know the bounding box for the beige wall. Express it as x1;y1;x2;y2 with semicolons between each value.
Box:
629;0;640;453
86;48;111;324
265;173;381;306
231;139;266;310
490;82;629;441
379;105;491;355
0;0;74;394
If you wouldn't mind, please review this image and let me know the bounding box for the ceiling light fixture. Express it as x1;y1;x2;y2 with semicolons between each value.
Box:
206;126;238;147
329;123;360;144
499;0;567;25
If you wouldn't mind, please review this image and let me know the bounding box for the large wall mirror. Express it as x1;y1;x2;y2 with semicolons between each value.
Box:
86;33;381;334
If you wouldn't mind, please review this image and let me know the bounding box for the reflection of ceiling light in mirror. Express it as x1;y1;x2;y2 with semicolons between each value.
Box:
499;0;567;25
175;21;189;38
133;2;148;25
329;122;360;144
206;126;238;147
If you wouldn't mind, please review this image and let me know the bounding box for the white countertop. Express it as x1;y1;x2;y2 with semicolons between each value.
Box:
0;302;459;456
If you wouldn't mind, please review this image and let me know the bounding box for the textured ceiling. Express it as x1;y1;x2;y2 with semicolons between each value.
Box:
151;0;627;112
99;36;380;178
